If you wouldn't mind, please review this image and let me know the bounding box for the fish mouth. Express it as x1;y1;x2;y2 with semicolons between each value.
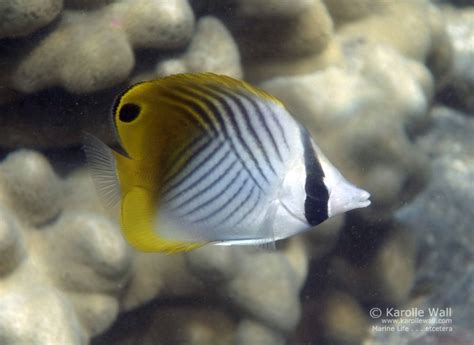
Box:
327;182;371;218
353;189;371;208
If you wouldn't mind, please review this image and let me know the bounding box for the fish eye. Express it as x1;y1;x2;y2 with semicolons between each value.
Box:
119;103;141;123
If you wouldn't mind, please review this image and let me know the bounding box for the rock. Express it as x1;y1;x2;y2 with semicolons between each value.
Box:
0;151;132;344
156;16;242;78
11;0;195;94
0;0;63;39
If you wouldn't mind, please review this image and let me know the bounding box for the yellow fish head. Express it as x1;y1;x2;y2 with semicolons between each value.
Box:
112;81;164;161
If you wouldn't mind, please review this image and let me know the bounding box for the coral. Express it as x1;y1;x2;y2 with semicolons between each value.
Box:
0;91;100;149
0;150;309;345
1;1;471;344
98;305;236;345
315;291;370;345
0;0;62;39
224;0;338;82
223;249;302;332
0;150;132;344
1;0;452;150
326;0;452;74
235;320;286;345
155;16;242;79
332;226;416;306
365;105;474;345
262;42;432;219
438;6;474;112
11;0;195;94
65;0;113;9
234;0;315;17
95;240;309;344
229;0;333;60
220;0;452;83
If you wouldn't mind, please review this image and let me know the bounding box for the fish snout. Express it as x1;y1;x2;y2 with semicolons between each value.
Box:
327;179;371;218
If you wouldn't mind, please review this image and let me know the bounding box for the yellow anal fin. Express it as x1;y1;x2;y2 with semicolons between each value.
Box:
121;187;204;253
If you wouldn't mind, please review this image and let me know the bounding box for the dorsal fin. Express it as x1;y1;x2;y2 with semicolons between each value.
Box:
161;72;285;107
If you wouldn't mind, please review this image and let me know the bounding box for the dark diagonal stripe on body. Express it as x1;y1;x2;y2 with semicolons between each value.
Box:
208;85;277;175
238;91;285;161
191;177;251;223
261;101;290;149
202;85;271;183
229;189;261;228
163;136;212;185
163;144;229;199
169;158;239;212
160;90;219;137
176;84;267;191
157;97;210;133
179;164;243;218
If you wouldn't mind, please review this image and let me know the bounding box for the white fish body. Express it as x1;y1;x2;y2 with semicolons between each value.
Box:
85;73;370;252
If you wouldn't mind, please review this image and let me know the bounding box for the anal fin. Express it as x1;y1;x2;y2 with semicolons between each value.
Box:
256;200;279;252
122;187;204;253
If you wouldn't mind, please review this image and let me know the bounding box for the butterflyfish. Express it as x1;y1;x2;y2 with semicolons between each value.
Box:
84;72;370;253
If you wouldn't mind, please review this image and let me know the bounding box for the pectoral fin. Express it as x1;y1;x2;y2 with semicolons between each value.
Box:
121;187;204;253
82;132;121;213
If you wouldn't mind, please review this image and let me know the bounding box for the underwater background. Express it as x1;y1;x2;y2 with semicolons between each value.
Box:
0;0;473;344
